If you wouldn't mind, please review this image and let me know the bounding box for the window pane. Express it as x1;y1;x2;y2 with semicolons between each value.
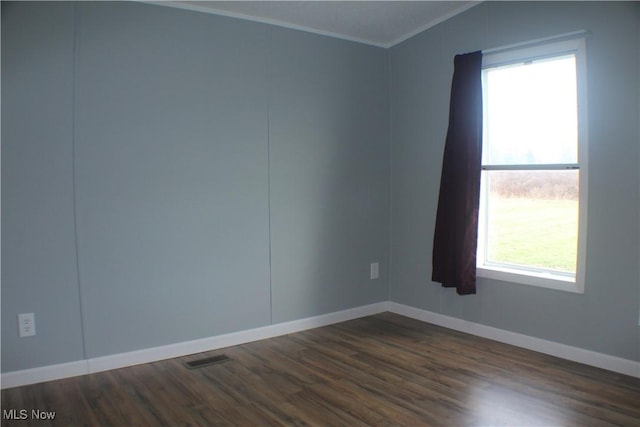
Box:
483;55;578;165
484;170;579;274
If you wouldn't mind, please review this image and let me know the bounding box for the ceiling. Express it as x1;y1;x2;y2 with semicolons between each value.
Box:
153;1;479;48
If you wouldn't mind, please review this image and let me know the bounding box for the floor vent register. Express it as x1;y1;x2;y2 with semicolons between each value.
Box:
184;354;231;369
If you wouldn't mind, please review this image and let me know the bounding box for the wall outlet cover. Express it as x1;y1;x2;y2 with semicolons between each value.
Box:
18;313;36;337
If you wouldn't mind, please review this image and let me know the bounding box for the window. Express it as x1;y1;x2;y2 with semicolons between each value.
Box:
477;38;588;293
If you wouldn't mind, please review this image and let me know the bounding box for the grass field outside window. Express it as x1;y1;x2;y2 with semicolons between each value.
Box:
486;196;578;274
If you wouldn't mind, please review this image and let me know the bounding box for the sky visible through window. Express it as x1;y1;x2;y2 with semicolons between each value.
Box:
483;55;578;166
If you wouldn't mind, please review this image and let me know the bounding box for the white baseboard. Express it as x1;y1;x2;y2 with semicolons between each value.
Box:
1;302;388;389
3;300;638;389
1;360;89;390
387;302;640;378
87;301;387;374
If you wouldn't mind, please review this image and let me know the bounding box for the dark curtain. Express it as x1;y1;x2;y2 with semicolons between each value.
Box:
432;51;483;295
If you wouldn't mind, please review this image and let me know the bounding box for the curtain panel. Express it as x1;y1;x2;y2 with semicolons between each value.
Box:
432;51;483;295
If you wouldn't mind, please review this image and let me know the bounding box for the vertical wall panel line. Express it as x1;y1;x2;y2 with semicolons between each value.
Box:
267;26;274;325
71;2;88;361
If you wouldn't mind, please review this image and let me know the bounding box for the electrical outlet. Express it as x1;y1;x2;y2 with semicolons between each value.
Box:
18;313;36;337
370;262;379;280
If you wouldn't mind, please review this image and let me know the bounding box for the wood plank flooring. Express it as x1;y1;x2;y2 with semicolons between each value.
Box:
2;312;640;426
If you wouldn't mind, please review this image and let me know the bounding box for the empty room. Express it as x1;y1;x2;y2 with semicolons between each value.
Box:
2;1;639;425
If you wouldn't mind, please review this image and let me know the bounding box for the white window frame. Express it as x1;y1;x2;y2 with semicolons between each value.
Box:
477;37;588;294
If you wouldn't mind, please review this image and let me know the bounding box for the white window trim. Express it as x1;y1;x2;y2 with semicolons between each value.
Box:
477;36;589;294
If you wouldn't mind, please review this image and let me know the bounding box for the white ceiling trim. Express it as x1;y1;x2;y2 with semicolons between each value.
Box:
142;1;480;49
385;1;478;48
143;1;389;47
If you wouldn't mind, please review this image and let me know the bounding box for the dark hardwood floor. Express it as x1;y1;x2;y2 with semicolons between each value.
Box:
2;312;640;426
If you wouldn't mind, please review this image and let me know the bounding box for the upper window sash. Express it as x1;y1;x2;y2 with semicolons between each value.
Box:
481;37;588;169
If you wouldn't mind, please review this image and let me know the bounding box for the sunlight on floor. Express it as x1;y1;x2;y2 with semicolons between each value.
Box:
469;383;568;426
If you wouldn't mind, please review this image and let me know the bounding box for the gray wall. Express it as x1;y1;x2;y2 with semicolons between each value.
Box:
74;2;272;358
389;1;640;361
1;2;85;370
269;28;389;323
1;1;389;371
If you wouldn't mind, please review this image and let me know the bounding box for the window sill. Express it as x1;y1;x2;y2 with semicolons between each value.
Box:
477;265;584;294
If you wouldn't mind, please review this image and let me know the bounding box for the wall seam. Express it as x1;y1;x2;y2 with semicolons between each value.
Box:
71;2;88;361
386;47;393;303
267;25;274;325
